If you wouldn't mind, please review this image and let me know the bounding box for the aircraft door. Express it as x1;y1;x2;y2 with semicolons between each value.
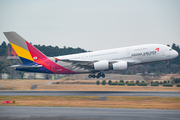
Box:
81;55;85;59
161;50;165;56
161;48;170;57
126;48;131;57
52;65;55;72
165;48;170;57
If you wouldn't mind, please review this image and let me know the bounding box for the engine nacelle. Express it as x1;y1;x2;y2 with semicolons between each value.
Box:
93;60;109;70
112;61;127;70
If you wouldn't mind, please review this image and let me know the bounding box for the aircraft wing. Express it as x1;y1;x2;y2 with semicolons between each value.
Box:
55;58;140;70
57;58;140;64
57;59;98;70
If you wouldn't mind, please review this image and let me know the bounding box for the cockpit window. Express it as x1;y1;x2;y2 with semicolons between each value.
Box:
169;49;172;51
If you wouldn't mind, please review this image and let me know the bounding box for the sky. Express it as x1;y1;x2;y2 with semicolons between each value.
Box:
0;0;180;51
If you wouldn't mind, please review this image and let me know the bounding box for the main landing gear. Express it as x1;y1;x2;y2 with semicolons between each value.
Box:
166;61;170;68
88;73;105;79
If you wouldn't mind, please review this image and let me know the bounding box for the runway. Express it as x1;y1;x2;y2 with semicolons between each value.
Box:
0;106;180;120
0;91;180;97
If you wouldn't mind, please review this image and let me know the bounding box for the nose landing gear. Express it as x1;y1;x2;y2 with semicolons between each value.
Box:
166;61;170;68
88;72;105;79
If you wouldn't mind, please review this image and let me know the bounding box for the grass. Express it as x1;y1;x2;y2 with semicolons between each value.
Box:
0;85;33;90
0;79;52;85
0;96;180;110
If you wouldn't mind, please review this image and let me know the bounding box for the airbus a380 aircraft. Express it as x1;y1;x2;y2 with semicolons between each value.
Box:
4;32;179;78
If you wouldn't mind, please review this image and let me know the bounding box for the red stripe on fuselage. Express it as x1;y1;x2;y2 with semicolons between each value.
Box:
26;41;76;74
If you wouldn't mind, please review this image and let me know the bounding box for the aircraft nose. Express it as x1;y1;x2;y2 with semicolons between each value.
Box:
173;50;179;58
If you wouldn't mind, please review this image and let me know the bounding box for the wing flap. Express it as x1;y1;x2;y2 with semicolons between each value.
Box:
57;58;98;63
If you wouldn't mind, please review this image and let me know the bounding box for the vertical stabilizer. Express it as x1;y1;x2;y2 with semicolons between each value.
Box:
3;32;47;64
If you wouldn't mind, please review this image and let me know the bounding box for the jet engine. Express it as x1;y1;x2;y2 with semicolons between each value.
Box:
93;60;109;70
112;61;127;70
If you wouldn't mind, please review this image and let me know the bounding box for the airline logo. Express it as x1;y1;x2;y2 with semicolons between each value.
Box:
33;56;38;60
54;58;60;63
155;48;159;52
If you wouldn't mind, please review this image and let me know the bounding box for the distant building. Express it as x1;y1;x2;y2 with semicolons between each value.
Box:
1;73;9;79
136;73;142;76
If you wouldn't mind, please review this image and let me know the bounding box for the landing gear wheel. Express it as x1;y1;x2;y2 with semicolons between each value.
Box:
97;73;101;76
88;73;106;79
166;61;170;68
88;75;92;78
96;75;100;79
102;73;105;78
166;65;170;68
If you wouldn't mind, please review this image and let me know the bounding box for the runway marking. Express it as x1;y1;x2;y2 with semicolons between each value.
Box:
98;96;108;100
30;85;38;90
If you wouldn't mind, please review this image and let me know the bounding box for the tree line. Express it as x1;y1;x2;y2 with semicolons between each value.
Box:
33;44;87;57
0;41;87;57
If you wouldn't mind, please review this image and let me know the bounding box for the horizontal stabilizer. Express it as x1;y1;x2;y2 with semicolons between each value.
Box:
10;65;42;68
